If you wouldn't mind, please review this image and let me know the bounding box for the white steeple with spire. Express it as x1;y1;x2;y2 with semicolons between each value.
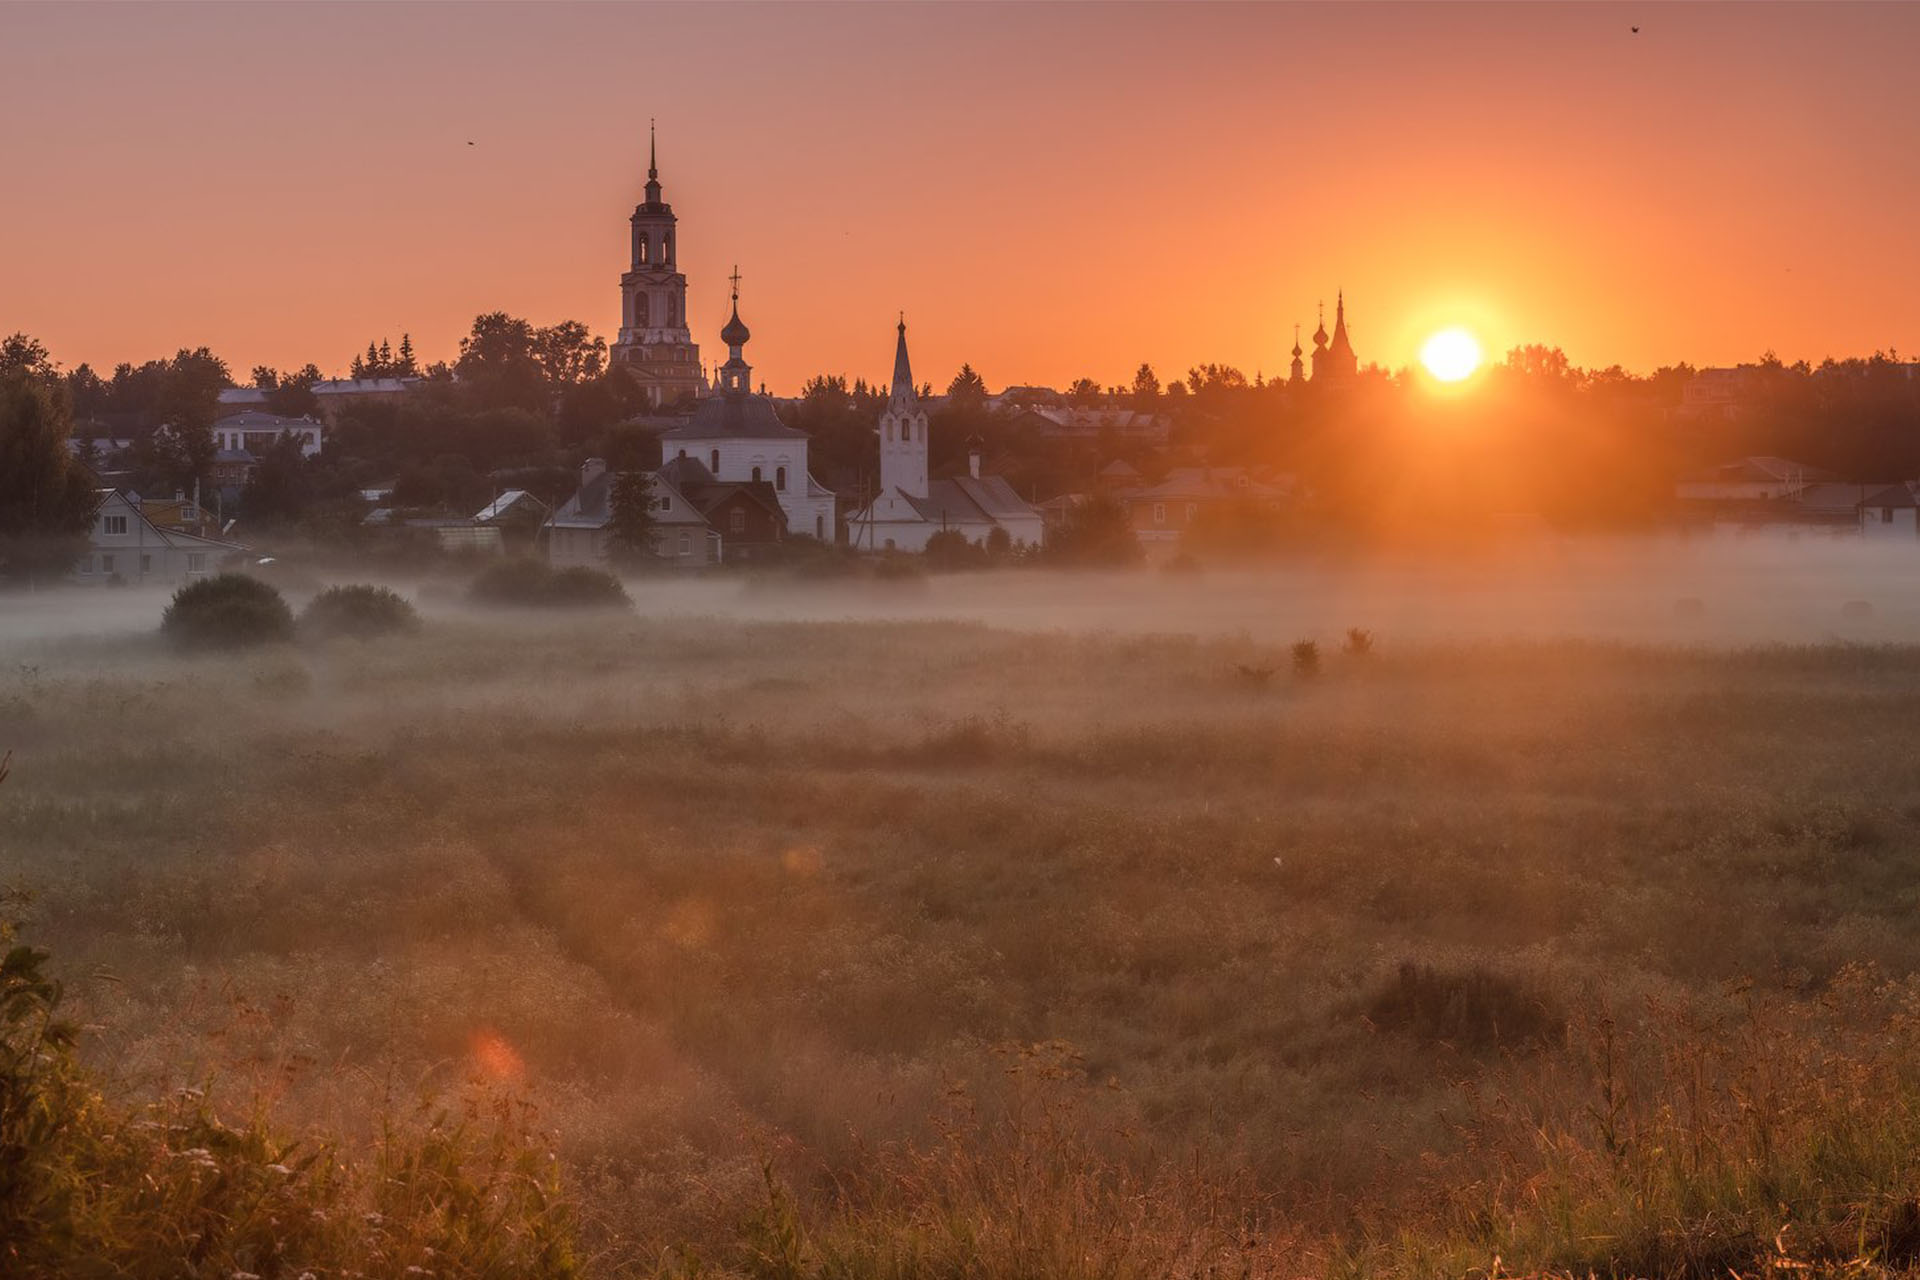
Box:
878;314;929;500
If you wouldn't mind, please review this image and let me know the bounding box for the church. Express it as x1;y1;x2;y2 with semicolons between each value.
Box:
607;127;708;407
844;319;1045;553
657;282;837;541
1290;292;1359;383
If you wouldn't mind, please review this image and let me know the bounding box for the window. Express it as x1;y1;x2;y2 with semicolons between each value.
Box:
710;449;720;472
677;449;687;460
186;553;206;573
639;237;650;265
816;515;825;539
1185;503;1197;524
634;293;649;326
103;515;127;535
656;496;671;512
1153;502;1166;524
729;510;746;534
678;531;690;555
751;466;762;482
776;466;787;491
182;506;197;521
101;554;115;574
139;554;151;573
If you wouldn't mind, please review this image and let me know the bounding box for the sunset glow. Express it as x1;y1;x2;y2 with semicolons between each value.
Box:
4;3;1919;386
1420;328;1483;382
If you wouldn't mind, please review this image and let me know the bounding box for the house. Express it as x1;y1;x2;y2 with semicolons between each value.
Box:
660;458;789;560
1676;457;1830;503
1861;484;1920;539
1008;405;1173;446
1679;367;1763;420
70;489;246;586
307;378;421;425
843;320;1046;553
140;492;221;540
212;411;324;459
654;291;836;541
546;457;721;568
1113;467;1293;545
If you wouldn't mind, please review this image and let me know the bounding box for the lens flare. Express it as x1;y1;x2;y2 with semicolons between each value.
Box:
1420;327;1483;382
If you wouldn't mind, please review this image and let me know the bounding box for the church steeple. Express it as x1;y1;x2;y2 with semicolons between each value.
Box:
644;118;661;206
890;313;915;408
1289;323;1305;384
879;314;929;500
717;266;752;396
1324;290;1358;380
610;122;705;407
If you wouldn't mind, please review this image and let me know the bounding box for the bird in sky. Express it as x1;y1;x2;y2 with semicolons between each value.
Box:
1631;25;1640;33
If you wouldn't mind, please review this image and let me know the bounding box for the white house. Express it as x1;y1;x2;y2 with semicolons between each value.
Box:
655;290;836;541
69;489;246;586
844;319;1045;553
213;410;324;459
1861;483;1920;539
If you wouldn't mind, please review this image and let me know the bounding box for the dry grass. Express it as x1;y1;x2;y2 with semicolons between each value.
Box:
9;598;1920;1272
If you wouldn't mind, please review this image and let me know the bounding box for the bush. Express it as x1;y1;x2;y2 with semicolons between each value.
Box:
299;584;421;639
924;528;988;571
1291;640;1321;679
1362;960;1563;1053
159;574;294;651
1343;627;1375;657
468;559;629;609
1043;494;1142;568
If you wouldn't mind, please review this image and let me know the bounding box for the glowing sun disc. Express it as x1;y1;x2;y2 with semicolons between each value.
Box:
1420;327;1483;382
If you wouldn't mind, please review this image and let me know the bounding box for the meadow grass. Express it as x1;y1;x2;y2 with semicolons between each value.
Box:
8;604;1920;1273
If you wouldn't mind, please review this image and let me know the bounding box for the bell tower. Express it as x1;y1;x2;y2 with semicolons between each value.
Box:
878;316;929;499
609;122;707;407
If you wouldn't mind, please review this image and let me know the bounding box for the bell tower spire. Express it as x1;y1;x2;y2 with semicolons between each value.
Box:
610;120;705;406
879;314;929;500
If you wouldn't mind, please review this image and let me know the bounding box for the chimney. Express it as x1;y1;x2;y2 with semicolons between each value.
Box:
581;456;608;486
966;435;982;480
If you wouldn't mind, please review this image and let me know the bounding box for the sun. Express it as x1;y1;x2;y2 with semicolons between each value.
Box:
1419;327;1483;383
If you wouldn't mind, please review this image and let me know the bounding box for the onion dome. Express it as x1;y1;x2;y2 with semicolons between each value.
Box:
720;300;750;348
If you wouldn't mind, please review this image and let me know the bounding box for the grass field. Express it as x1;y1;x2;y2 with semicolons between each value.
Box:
10;557;1920;1275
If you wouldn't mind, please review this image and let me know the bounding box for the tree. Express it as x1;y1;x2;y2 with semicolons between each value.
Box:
0;333;56;380
606;470;657;565
1044;494;1142;568
947;364;988;411
1067;377;1104;407
0;363;99;585
456;313;546;411
1130;363;1160;409
533;321;607;387
238;434;312;528
139;348;230;495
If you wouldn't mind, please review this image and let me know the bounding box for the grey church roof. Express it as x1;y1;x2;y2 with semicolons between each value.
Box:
902;475;1035;525
660;391;809;441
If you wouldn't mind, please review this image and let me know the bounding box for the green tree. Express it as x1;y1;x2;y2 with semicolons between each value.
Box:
1044;494;1142;568
1067;377;1104;407
1130;362;1161;409
0;365;99;585
534;321;607;387
456;313;546;411
607;470;657;565
947;364;988;411
0;333;56;379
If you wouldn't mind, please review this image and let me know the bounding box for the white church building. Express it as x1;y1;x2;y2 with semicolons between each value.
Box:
657;285;836;541
845;319;1044;553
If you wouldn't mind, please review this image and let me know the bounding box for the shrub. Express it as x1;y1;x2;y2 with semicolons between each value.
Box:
1343;626;1375;657
1043;494;1143;568
1362;960;1563;1053
159;574;294;651
299;584;421;640
468;559;629;609
924;528;987;571
1291;640;1321;679
545;565;630;607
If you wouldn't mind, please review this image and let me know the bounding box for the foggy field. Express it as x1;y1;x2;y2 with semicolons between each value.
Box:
11;553;1920;1274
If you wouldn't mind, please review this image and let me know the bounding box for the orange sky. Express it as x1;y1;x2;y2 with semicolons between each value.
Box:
4;2;1917;393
